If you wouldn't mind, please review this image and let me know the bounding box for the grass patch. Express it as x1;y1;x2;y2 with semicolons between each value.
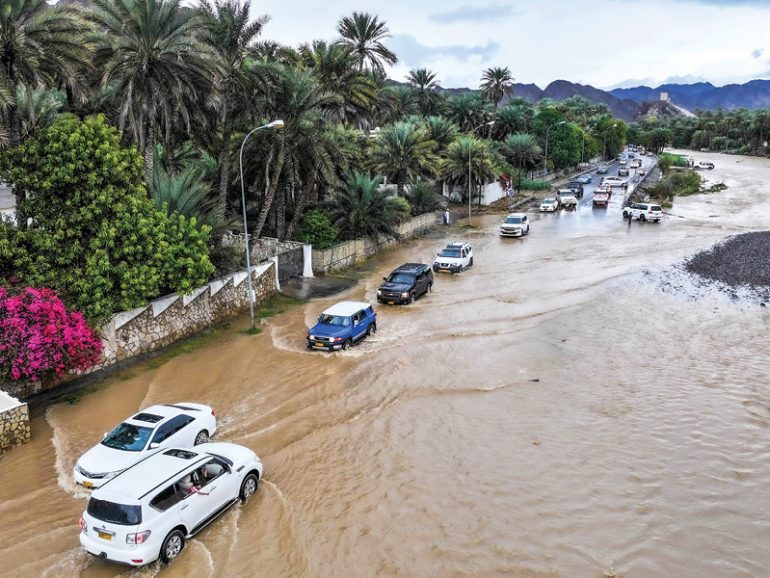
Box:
240;326;263;335
519;179;551;191
256;294;306;320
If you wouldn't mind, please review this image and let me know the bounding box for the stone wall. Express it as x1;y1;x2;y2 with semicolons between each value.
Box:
1;262;278;401
312;212;437;274
0;393;30;454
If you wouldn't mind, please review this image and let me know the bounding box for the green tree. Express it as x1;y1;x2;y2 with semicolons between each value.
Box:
324;172;402;241
197;0;268;217
407;181;443;215
336;12;397;76
89;0;213;191
441;136;502;206
369;121;439;195
480;66;514;109
445;93;493;133
0;115;214;323
503;133;541;193
407;68;440;116
0;0;88;147
296;209;337;248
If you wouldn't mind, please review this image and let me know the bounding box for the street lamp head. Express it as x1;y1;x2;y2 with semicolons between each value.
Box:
267;119;285;129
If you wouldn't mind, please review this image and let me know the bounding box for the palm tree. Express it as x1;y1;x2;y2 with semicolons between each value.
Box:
492;104;530;140
197;0;268;217
0;0;88;147
407;68;440;116
441;136;501;206
89;0;213;191
376;85;419;125
424;116;459;153
480;66;514;109
445;93;493;133
503;133;541;193
369;121;438;195
249;65;339;239
407;181;443;215
336;12;397;77
297;40;378;125
15;86;66;140
324;172;401;241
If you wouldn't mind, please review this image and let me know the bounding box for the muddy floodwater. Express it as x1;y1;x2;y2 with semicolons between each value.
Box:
1;150;770;577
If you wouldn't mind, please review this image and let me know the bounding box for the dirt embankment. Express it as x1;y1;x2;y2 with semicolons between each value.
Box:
685;232;770;302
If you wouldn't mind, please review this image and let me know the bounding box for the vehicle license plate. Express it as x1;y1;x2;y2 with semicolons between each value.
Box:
82;481;93;488
97;531;112;541
387;300;395;305
313;344;325;349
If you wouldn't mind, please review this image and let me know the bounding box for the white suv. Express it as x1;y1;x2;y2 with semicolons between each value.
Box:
433;242;473;273
74;403;217;489
500;213;530;237
601;176;627;188
556;189;578;209
623;203;663;222
79;443;263;567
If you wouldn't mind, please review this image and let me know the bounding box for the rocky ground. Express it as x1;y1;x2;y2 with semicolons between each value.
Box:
653;232;770;306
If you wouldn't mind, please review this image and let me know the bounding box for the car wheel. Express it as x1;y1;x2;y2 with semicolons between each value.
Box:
409;292;415;304
342;339;352;350
469;257;474;267
640;214;646;222
370;323;377;334
160;530;185;564
240;473;259;501
366;323;374;336
428;282;433;293
194;430;209;445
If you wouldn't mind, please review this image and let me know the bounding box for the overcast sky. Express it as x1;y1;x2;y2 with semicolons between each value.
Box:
255;0;770;90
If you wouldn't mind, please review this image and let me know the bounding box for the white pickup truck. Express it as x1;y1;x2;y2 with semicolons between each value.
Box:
556;189;578;209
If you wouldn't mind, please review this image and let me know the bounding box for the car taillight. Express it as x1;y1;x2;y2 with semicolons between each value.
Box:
78;516;87;531
126;530;151;544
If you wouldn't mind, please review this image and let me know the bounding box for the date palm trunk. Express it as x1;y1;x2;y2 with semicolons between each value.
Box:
253;135;286;239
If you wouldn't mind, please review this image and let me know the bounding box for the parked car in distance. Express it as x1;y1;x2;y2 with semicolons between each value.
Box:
556;189;578;209
601;176;627;188
576;174;592;184
79;443;262;567
74;404;217;489
377;263;433;304
500;213;530;237
618;167;629;176
596;165;609;174
433;242;473;273
539;197;559;212
623;203;663;222
566;181;584;198
637;167;646;176
307;301;377;350
630;159;641;168
593;186;611;206
694;161;715;170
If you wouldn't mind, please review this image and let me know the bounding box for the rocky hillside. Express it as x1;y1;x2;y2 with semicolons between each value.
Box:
610;80;770;111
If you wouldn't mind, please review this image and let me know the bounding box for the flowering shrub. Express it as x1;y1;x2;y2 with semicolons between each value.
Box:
0;287;103;383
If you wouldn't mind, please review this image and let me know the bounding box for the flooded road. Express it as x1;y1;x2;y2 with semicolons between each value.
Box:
1;150;770;577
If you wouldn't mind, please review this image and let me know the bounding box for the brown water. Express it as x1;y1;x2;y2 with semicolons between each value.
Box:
2;151;770;578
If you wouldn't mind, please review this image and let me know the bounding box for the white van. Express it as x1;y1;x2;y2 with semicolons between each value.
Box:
79;443;262;567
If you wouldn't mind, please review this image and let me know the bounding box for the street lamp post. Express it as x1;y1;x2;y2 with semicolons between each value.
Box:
467;121;495;223
543;121;566;175
239;119;285;331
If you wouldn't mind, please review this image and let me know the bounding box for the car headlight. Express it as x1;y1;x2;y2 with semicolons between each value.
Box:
309;334;315;340
401;292;409;298
377;289;382;296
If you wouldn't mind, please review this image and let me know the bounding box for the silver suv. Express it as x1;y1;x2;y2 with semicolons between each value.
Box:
623;203;663;222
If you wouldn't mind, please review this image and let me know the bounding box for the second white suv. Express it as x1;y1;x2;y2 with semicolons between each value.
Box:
623;203;663;222
79;443;263;567
433;242;473;273
556;189;578;209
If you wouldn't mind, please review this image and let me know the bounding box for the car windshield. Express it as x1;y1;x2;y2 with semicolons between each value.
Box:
87;498;142;526
101;422;153;452
388;273;415;284
504;216;523;224
318;314;350;327
439;248;461;258
542;199;554;204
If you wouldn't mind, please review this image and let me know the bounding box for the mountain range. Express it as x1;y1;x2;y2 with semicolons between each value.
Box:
438;79;770;121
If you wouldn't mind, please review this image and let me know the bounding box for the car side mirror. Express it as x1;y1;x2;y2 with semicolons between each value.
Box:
382;277;388;281
353;320;359;326
437;252;441;256
103;432;108;438
149;442;160;449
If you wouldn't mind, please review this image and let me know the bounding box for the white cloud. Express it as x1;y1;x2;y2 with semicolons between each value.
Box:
254;0;770;89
